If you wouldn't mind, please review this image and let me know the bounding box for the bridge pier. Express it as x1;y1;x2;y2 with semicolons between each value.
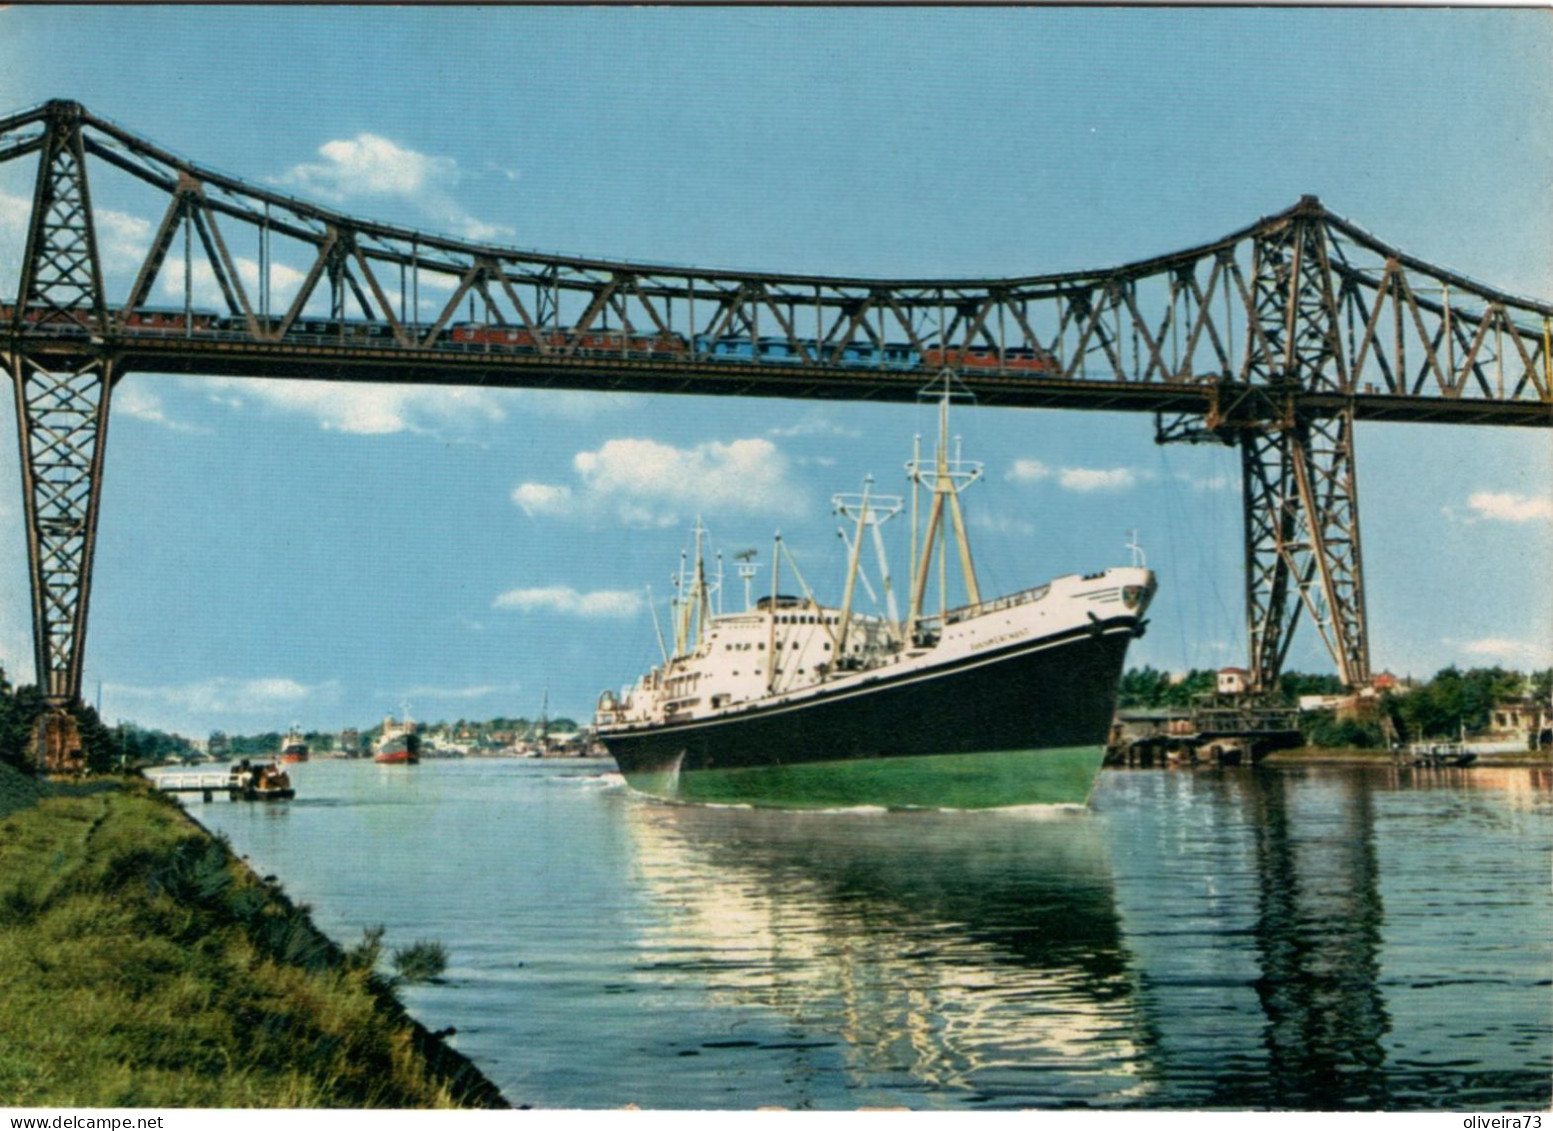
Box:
1157;203;1371;693
7;100;117;767
11;354;116;708
31;708;84;776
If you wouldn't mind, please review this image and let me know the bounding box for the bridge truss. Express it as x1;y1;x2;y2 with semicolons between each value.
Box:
3;100;1550;753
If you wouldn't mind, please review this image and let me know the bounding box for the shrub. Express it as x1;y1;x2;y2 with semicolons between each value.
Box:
391;941;448;984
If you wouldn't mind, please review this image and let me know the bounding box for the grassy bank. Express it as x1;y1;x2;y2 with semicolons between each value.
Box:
0;762;506;1108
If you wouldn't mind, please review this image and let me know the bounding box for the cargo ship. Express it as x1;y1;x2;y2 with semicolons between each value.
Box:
594;388;1155;809
373;707;420;765
278;724;309;763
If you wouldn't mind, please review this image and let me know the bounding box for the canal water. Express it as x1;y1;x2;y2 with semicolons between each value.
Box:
166;759;1552;1110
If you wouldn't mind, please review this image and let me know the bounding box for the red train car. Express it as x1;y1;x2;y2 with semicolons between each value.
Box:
923;345;1058;374
119;307;221;332
3;303;221;332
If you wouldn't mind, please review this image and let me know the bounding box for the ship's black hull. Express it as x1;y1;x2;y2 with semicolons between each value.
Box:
599;617;1138;808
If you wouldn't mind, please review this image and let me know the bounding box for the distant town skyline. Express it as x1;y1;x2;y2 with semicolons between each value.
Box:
1;6;1548;736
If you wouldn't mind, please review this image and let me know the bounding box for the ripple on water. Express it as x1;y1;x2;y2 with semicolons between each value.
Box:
182;759;1552;1110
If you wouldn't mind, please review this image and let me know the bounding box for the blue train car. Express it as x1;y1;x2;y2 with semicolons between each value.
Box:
693;333;920;370
840;342;920;370
693;334;757;361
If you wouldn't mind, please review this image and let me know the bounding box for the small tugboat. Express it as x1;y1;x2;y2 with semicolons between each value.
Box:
374;705;421;765
227;758;295;801
278;724;310;763
594;382;1155;809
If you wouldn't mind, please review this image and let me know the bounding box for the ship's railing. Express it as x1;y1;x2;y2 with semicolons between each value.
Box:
918;583;1052;634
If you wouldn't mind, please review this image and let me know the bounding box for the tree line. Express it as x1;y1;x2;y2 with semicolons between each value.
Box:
215;714;583;757
0;668;197;773
1119;663;1552;746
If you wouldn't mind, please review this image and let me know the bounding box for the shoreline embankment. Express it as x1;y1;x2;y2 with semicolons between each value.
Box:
1262;747;1551;768
0;761;507;1108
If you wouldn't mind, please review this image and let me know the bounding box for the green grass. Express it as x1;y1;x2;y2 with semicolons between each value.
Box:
0;763;505;1108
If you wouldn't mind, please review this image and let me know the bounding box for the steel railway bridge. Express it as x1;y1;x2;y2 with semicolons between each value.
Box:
4;100;1550;767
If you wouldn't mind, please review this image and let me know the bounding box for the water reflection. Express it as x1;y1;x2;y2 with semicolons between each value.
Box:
1102;765;1552;1110
621;800;1153;1105
166;759;1549;1110
1245;770;1390;1107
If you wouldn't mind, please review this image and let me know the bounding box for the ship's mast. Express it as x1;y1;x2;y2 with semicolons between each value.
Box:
692;521;708;649
646;584;669;662
672;545;690;655
832;476;904;657
671;518;714;657
905;381;983;637
734;550;760;611
836;476;871;657
1127;528;1147;568
766;532;782;692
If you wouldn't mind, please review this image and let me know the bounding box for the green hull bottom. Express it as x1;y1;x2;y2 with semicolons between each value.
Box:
621;745;1109;810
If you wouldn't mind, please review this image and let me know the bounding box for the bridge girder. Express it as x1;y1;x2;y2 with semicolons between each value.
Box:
0;99;1549;732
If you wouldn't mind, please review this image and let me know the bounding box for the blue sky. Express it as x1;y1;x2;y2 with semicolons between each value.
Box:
0;7;1549;737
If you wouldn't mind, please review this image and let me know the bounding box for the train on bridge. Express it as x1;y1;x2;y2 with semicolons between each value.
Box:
2;302;1061;376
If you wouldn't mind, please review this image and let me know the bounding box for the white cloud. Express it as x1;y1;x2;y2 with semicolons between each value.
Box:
493;586;644;618
0;615;32;683
1460;637;1553;667
971;512;1036;536
579;437;803;525
0;191;149;278
277;134;514;244
201;376;506;436
516;436;806;528
400;683;513;701
1059;466;1136;492
0;189;27;235
453;215;514;244
105;676;333;717
1178;471;1233;492
483;160;521;183
767;415;862;439
1007;458;1051;483
1008;458;1141;492
115;383;203;433
576;437;796;511
95;208;151;273
512;482;572;517
1463;491;1553;524
294;134;457;200
161;255;312;313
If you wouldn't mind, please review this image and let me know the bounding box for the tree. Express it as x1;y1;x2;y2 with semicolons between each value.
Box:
1117;666;1172;708
1394;666;1530;739
1302;709;1384;749
1278;670;1346;702
0;681;45;772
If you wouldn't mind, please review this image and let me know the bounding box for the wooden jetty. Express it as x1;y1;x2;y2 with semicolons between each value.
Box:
155;764;294;802
1110;697;1303;767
